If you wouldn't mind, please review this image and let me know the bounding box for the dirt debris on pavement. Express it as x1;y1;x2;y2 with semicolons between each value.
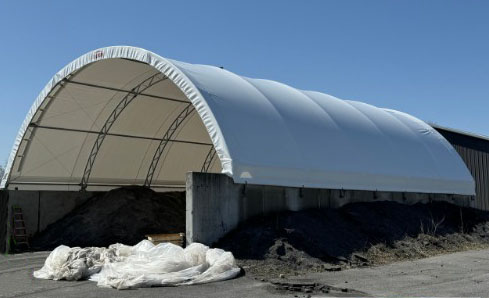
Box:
217;201;489;279
268;279;369;297
32;186;185;249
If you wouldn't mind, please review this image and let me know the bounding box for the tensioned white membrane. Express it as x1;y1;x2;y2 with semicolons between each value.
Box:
1;46;475;195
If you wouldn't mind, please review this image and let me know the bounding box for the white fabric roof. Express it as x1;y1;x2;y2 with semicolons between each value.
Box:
1;46;475;195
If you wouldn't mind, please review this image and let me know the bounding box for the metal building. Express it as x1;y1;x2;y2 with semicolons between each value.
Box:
433;124;489;210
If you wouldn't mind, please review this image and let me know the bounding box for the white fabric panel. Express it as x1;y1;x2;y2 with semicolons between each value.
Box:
143;77;189;100
8;129;95;184
71;58;158;90
1;46;475;195
39;84;123;131
176;113;216;144
153;142;214;184
109;96;183;138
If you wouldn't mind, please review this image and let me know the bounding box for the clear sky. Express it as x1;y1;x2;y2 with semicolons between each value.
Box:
0;0;488;165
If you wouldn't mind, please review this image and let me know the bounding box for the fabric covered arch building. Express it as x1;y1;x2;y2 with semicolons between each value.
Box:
0;46;475;195
0;46;477;247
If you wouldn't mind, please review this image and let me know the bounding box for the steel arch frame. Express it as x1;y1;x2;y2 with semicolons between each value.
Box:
144;103;195;187
80;73;167;190
201;146;217;173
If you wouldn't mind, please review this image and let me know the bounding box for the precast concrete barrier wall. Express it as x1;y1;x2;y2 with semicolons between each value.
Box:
3;190;97;252
186;172;474;245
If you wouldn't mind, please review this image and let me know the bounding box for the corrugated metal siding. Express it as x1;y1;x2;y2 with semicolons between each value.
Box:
433;126;489;211
453;145;489;210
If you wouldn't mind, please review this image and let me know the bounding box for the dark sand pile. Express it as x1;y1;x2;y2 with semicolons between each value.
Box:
32;186;185;249
216;201;489;278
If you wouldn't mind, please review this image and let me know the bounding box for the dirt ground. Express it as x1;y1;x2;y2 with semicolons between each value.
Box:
31;186;185;249
217;200;489;279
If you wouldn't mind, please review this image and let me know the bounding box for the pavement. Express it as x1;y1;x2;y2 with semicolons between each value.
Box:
304;248;489;297
1;248;489;297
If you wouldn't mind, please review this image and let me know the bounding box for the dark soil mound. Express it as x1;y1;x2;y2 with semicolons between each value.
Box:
32;186;185;249
216;201;489;277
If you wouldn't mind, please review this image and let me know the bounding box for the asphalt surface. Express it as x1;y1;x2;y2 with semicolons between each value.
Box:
306;248;489;297
0;251;284;298
1;248;489;297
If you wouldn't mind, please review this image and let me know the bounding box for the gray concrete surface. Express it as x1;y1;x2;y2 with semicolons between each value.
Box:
2;248;489;297
186;172;474;245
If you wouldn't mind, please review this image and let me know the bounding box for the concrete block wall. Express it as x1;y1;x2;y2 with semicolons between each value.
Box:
186;172;474;246
186;172;241;246
4;190;96;252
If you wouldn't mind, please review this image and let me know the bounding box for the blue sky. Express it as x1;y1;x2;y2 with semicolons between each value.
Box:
0;0;488;164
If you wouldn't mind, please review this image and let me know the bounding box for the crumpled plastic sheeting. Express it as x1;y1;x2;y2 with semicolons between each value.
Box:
34;240;241;289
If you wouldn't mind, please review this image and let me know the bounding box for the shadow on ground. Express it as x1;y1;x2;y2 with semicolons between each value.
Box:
217;201;489;276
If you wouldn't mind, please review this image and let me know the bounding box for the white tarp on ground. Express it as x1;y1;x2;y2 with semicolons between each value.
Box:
33;240;241;290
1;46;475;195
